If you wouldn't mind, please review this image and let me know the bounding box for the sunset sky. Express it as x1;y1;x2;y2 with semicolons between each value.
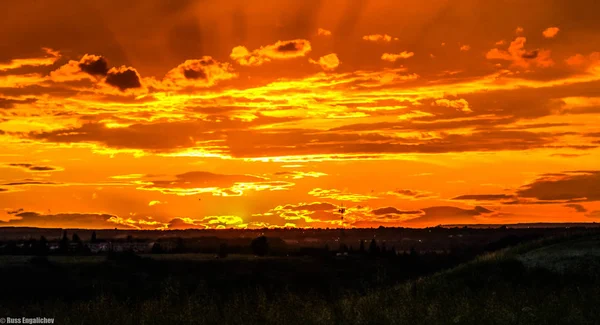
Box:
1;0;600;230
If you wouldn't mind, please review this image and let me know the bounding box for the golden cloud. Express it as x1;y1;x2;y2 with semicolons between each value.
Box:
542;27;560;39
486;37;554;68
385;189;436;200
274;171;328;179
309;53;340;71
433;98;472;113
362;34;396;42
308;188;379;202
161;57;237;89
565;52;600;75
230;39;312;66
317;28;332;36
148;200;164;206
167;216;245;229
381;51;414;62
135;171;294;197
0;48;60;72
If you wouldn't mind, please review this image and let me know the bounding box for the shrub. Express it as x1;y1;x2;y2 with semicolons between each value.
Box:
251;236;269;256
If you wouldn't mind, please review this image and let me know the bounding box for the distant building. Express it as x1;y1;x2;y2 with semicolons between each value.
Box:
85;242;153;253
303;238;320;243
86;242;110;253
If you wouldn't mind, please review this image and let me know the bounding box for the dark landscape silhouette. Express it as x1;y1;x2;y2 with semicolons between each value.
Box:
1;225;600;324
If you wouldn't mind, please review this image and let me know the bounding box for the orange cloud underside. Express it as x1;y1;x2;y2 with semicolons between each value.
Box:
1;1;600;229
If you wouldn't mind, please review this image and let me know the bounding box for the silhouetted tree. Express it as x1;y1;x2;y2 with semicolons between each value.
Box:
90;231;97;243
251;236;269;256
359;240;365;253
381;241;387;254
409;246;419;263
126;235;134;242
339;243;348;253
369;238;379;255
151;243;163;254
174;237;185;253
71;233;85;253
34;236;49;256
218;243;229;258
59;231;69;253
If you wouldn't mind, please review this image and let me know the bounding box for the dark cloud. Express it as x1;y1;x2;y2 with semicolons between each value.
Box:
274;171;295;176
25;121;219;151
516;171;600;202
0;211;125;229
276;41;303;52
391;189;434;198
550;153;587;158
521;50;539;59
0;84;81;98
6;208;24;215
403;206;493;226
2;181;60;186
0;97;37;109
565;203;588;213
452;194;514;201
6;163;57;172
162;57;236;89
372;207;423;215
0;188;8;192
226;129;569;158
168;218;201;230
182;68;207;80
282;202;336;211
136;172;296;196
144;171;265;190
78;55;109;76
26;115;297;152
105;67;142;91
29;166;56;171
331;117;517;133
7;163;33;168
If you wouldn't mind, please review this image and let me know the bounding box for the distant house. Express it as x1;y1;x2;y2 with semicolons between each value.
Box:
85;241;153;253
109;242;153;253
86;242;110;253
154;240;176;252
303;238;320;243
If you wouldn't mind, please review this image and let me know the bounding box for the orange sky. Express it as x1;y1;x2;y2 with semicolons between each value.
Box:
1;0;600;230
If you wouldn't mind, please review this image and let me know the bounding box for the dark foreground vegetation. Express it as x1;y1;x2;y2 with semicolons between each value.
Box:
0;227;599;324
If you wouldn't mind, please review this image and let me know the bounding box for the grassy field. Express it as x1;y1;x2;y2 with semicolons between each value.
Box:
1;235;599;324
